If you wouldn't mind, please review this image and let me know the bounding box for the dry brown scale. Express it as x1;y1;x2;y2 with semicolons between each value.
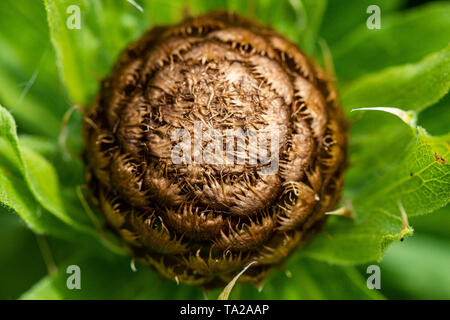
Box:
83;11;348;288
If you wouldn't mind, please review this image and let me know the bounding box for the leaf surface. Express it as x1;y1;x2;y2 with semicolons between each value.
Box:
333;2;450;83
342;46;450;112
0;105;94;234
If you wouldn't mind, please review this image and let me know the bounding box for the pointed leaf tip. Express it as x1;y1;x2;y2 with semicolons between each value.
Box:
351;107;417;128
218;261;257;300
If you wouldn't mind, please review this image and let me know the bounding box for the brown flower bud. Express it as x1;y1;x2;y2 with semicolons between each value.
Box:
83;11;348;288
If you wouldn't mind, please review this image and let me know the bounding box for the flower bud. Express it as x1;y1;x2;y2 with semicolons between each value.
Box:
83;11;348;288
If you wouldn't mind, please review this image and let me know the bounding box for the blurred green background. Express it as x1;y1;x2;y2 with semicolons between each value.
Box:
0;0;448;300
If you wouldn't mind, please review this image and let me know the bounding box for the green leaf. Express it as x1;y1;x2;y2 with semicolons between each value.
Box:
308;42;450;264
44;0;164;106
380;235;450;299
227;257;384;300
20;253;203;299
21;246;382;300
351;107;417;127
218;261;257;300
302;207;411;265
303;128;449;264
418;92;450;136
0;0;68;137
410;204;450;240
333;2;450;83
44;0;99;105
143;0;185;24
292;0;328;55
357;129;450;218
0;146;94;242
319;0;406;45
342;45;450;112
5;0;448;300
0;105;94;234
0;64;61;137
0;166;66;236
18;134;90;233
344;112;414;196
0;212;47;299
19;135;59;159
